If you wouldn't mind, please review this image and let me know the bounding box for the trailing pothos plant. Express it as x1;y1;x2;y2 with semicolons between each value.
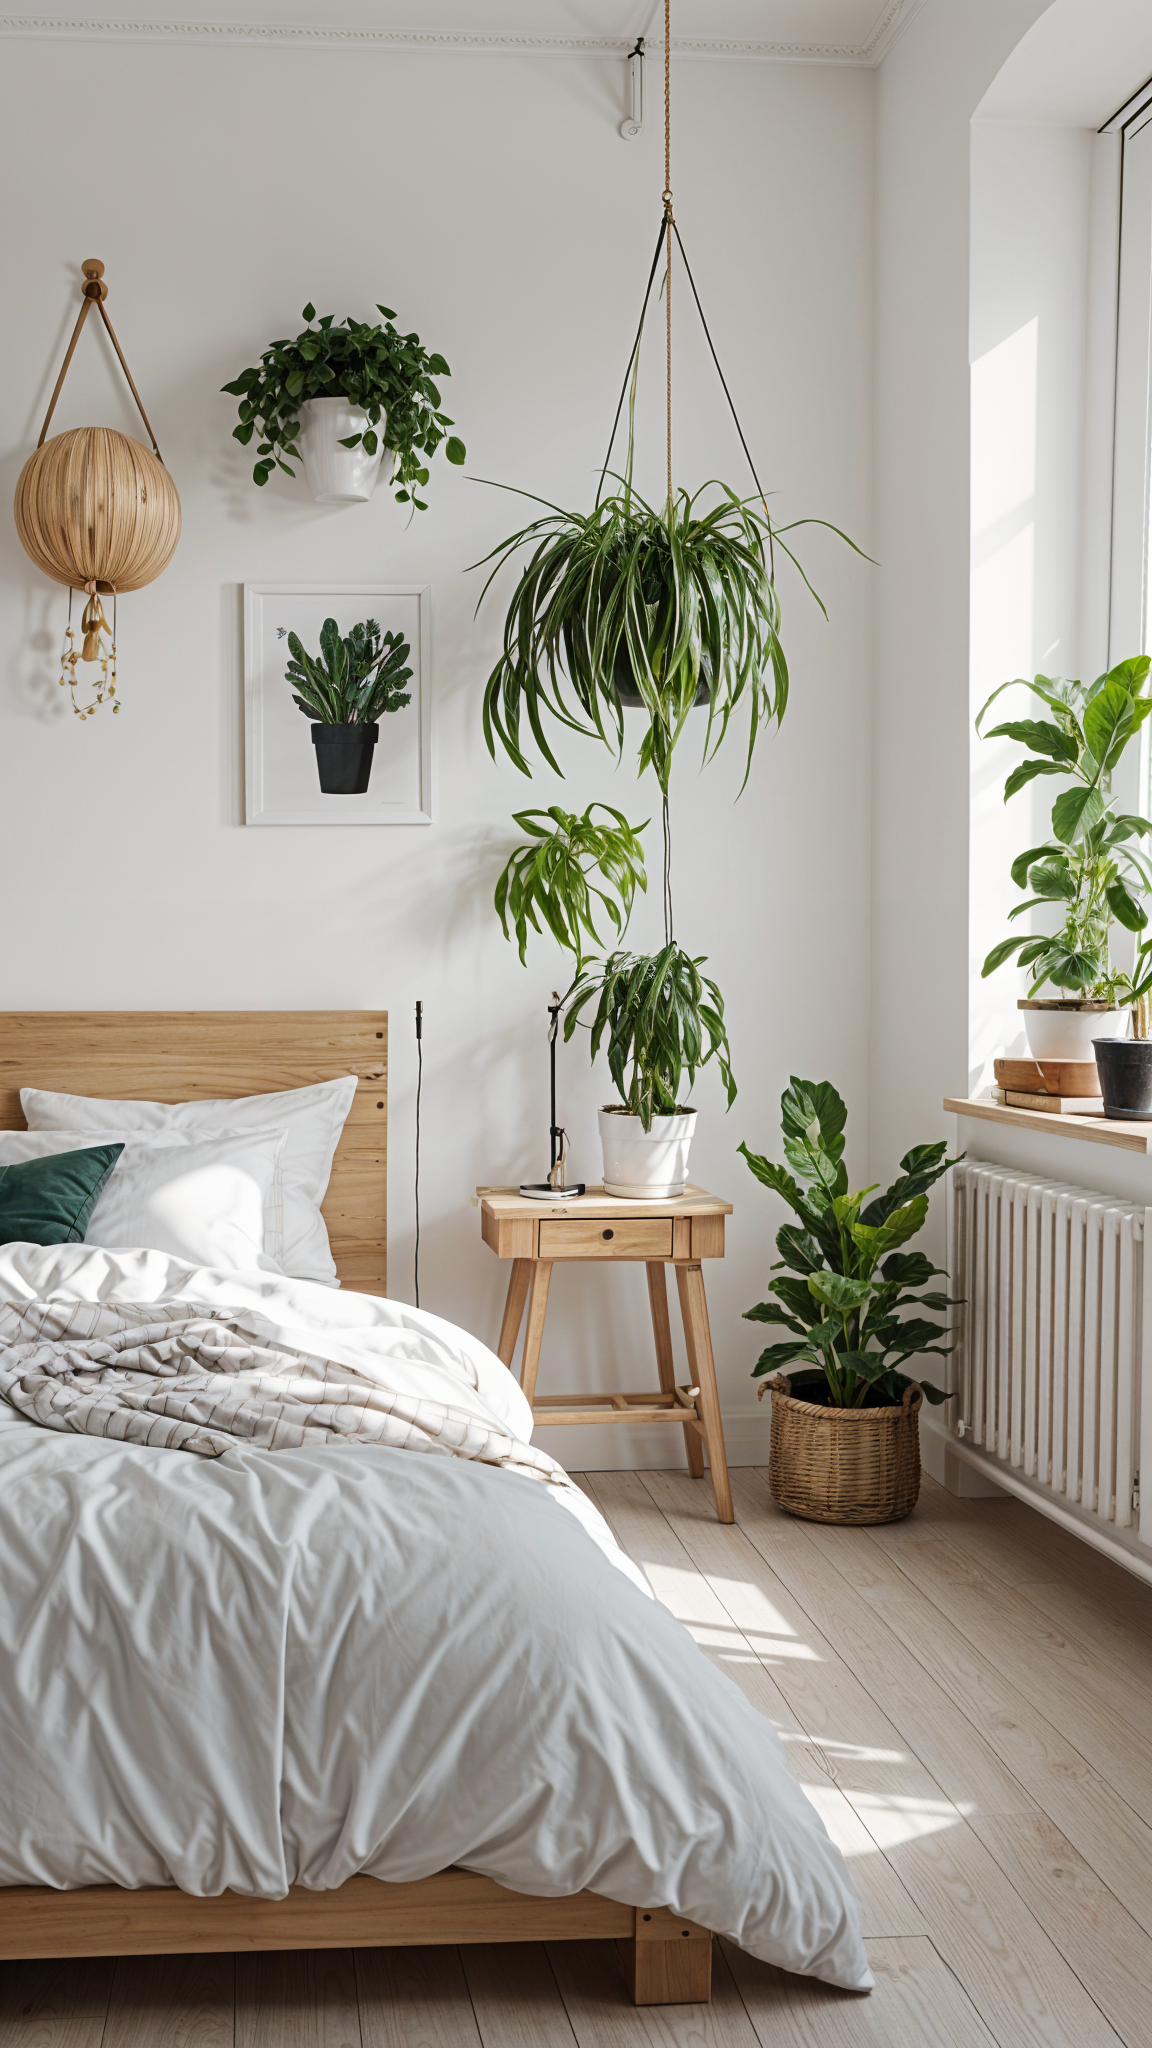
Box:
740;1078;961;1409
563;944;736;1130
223;304;465;508
978;657;1152;1005
494;804;648;967
278;618;412;725
474;475;857;794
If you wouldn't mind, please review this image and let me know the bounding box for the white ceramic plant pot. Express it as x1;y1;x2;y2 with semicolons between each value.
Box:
297;397;395;504
1019;1000;1128;1062
598;1106;697;1199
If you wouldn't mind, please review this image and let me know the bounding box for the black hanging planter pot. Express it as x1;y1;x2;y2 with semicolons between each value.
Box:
1093;1035;1152;1118
312;722;378;794
612;642;709;710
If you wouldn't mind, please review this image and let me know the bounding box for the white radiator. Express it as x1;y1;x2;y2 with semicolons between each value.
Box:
947;1163;1152;1549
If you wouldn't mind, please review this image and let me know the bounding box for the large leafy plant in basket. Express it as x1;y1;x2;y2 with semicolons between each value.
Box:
740;1079;962;1409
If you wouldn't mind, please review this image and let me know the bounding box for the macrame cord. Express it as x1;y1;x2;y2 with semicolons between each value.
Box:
44;260;167;718
596;3;773;946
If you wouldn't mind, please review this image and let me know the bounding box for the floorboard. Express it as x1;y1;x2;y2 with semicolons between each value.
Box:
104;1953;233;2048
237;1948;360;2048
0;1958;113;2048
722;1933;999;2048
356;1946;479;2048
13;1465;1152;2048
459;1943;577;2048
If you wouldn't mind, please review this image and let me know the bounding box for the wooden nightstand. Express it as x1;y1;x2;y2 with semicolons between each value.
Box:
478;1184;734;1522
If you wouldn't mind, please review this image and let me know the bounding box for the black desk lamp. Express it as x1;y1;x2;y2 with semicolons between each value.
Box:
519;993;585;1200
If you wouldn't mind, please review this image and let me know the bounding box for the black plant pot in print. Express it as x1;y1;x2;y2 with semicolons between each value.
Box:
311;722;378;795
1093;1036;1152;1119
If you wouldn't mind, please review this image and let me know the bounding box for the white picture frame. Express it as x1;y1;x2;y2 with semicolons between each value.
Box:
244;583;433;825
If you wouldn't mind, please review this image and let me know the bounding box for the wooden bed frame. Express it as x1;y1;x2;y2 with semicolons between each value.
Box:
0;1010;712;2007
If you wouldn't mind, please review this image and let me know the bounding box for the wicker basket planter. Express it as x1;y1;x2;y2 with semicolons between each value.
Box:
767;1376;923;1525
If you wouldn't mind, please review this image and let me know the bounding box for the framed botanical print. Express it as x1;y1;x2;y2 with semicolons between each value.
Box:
244;583;432;825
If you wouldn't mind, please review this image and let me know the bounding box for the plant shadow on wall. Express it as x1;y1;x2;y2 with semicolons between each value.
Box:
472;12;866;1195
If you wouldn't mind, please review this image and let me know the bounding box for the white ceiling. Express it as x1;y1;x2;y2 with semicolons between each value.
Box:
979;0;1152;127
0;1;917;63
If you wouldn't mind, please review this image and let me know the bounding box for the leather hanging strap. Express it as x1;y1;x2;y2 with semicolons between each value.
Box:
37;258;164;461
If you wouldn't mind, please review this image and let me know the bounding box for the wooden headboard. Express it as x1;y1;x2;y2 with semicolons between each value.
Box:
0;1012;388;1296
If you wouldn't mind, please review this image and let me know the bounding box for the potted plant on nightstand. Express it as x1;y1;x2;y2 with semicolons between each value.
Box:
741;1078;959;1524
978;657;1152;1061
493;806;735;1194
280;616;412;793
223;304;465;506
564;944;736;1196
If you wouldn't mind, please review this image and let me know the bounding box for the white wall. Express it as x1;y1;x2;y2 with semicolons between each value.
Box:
969;120;1105;1091
0;38;873;1465
870;0;1055;1470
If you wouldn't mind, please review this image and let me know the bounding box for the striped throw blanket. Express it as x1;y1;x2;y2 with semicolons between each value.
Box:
0;1299;566;1486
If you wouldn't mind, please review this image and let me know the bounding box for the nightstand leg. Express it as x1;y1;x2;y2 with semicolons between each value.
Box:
648;1261;704;1478
519;1261;552;1410
674;1262;733;1523
496;1258;532;1367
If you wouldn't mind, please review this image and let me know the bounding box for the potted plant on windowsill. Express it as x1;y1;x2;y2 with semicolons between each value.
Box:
223;304;465;507
978;657;1152;1061
741;1078;959;1524
280;617;412;793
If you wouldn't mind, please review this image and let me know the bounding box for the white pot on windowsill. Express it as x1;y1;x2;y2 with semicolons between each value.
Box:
1018;997;1128;1063
297;397;396;504
598;1105;697;1199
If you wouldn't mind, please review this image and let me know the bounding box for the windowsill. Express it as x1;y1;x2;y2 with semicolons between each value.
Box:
944;1096;1152;1154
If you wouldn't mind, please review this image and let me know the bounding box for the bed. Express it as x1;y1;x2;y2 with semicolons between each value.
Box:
0;1011;871;2006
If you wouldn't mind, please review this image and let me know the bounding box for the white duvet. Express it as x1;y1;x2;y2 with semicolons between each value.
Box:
0;1242;871;1991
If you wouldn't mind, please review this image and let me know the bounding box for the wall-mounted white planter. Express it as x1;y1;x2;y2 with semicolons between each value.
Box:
298;398;396;504
598;1105;696;1199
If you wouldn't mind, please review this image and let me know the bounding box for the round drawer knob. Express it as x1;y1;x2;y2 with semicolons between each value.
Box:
602;1228;614;1241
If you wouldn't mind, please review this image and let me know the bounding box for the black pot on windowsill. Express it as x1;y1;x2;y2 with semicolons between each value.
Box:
1093;1035;1152;1118
311;721;378;794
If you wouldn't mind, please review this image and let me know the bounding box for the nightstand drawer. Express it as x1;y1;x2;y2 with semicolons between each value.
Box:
539;1217;673;1260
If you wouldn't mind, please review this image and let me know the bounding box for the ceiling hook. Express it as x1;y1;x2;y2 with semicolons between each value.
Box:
620;36;644;140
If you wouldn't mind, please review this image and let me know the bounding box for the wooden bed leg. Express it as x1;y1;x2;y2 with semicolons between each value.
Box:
620;1907;712;2005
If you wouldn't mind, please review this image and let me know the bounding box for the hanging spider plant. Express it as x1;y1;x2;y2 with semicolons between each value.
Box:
474;475;837;794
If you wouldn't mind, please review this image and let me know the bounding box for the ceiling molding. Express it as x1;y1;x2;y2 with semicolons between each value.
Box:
0;2;926;67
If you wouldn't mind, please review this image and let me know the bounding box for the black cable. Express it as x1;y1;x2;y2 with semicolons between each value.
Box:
597;211;671;505
414;1000;423;1309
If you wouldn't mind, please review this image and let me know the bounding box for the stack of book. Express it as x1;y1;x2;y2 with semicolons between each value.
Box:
990;1057;1102;1115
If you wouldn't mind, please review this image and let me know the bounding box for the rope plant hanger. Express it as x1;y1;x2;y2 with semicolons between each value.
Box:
476;0;859;944
14;259;182;717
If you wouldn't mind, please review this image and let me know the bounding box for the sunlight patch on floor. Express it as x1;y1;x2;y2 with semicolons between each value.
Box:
678;1620;821;1662
846;1790;970;1847
779;1732;907;1766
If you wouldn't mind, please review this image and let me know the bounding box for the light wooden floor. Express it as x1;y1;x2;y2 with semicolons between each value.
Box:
4;1468;1152;2048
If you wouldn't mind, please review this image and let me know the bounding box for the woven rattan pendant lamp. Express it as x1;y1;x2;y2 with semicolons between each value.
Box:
14;258;181;716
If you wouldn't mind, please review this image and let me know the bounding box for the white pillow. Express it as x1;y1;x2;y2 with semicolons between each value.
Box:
0;1128;286;1268
21;1076;357;1286
0;1129;286;1275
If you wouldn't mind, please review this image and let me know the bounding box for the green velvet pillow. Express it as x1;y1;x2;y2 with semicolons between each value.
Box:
0;1143;124;1247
